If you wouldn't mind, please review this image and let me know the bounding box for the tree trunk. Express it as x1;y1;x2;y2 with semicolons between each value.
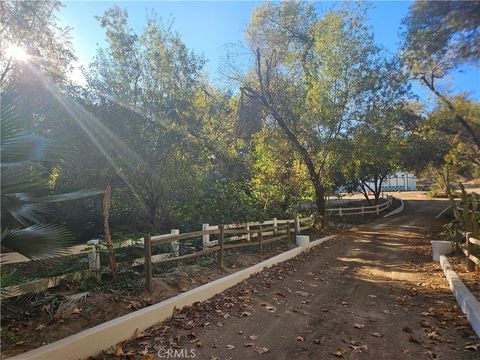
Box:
360;181;372;205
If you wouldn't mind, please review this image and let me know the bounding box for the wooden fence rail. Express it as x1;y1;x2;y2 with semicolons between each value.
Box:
325;196;393;216
456;230;480;272
143;222;298;291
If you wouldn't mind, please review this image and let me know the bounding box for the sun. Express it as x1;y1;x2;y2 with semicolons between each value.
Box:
6;44;29;61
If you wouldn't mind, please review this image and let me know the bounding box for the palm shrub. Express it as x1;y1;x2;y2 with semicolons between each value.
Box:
1;91;103;261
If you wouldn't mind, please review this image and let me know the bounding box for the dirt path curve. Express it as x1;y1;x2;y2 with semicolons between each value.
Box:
105;193;479;360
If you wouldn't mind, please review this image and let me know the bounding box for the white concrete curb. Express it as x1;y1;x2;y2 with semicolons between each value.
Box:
439;255;480;338
9;235;336;360
383;198;404;218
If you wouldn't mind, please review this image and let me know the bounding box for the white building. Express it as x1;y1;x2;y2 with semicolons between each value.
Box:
366;172;417;192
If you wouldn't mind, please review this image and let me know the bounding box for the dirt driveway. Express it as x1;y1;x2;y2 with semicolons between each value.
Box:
98;194;479;360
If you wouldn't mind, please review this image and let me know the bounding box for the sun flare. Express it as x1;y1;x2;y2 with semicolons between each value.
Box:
6;44;29;61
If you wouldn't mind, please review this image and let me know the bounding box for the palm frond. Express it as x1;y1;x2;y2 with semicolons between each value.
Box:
34;189;105;203
1;224;74;261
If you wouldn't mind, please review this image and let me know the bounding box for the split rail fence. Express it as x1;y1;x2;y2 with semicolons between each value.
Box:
326;195;393;216
1;216;315;298
455;230;480;272
3;196;398;299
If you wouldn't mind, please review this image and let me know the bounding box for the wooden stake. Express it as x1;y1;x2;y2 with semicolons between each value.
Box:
103;185;118;279
466;232;476;271
217;225;225;270
287;221;291;244
259;225;263;254
144;234;152;291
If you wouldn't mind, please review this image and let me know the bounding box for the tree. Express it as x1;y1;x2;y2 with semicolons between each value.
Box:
402;0;480;150
249;126;311;215
0;0;75;87
52;6;244;232
239;2;410;219
403;97;480;181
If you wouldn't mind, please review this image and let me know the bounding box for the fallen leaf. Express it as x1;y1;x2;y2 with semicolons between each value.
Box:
420;320;431;328
296;336;304;342
426;331;441;341
72;307;81;314
141;355;155;360
239;311;252;317
126;301;142;310
353;323;365;329
332;347;348;357
114;344;125;357
402;327;412;333
249;335;258;340
274;290;286;297
254;346;270;354
226;344;235;350
371;332;383;338
465;343;480;351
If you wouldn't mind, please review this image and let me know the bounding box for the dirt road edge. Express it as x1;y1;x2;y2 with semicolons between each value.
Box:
440;255;480;338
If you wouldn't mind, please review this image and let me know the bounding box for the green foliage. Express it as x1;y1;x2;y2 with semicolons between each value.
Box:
401;1;480;151
0;0;76;86
402;1;480;74
240;2;412;215
404;96;480;178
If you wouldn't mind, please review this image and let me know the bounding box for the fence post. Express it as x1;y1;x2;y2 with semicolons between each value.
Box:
295;215;300;235
376;205;380;215
171;229;180;257
202;224;209;250
87;239;101;271
287;221;291;243
455;230;461;255
466;232;476;271
339;208;343;217
361;206;365;216
246;222;251;241
217;225;225;270
144;234;152;292
273;218;278;236
259;225;263;254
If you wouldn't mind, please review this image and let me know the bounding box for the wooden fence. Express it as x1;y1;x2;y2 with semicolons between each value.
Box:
1;216;314;298
2;196;396;298
142;216;316;291
456;230;480;272
326;196;394;216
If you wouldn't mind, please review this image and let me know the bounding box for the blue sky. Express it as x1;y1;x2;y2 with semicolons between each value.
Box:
59;1;479;103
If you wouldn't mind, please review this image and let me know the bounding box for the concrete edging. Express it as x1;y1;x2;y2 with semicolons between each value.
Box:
9;235;336;360
439;255;480;338
383;198;404;218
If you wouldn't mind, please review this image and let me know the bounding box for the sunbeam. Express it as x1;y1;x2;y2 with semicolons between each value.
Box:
23;62;150;213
